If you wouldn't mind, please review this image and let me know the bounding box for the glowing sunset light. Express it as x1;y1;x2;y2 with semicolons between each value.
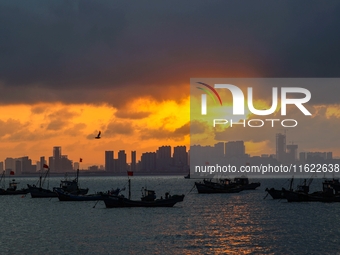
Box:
0;97;190;167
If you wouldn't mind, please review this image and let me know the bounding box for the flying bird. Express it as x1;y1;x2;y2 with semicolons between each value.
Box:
95;131;101;139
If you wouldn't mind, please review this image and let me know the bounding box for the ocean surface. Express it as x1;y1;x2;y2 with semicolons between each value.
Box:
1;176;340;255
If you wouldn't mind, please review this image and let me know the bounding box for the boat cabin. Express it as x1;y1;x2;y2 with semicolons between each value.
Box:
7;179;18;191
322;179;340;195
60;180;78;192
219;179;232;185
234;177;249;186
141;189;156;201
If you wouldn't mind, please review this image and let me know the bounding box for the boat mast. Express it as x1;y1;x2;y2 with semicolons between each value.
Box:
41;167;50;189
289;177;294;191
0;171;4;189
76;169;79;183
128;178;131;200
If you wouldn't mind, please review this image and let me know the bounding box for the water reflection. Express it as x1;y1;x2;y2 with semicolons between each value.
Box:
0;177;340;254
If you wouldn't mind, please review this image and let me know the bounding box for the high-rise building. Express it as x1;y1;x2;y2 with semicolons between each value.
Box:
276;133;286;163
0;162;4;172
118;150;127;173
15;160;22;175
173;146;188;167
105;151;114;172
141;152;157;172
40;156;45;171
19;156;33;173
156;146;171;171
53;146;61;172
286;144;298;163
4;158;15;172
49;156;54;172
131;151;136;172
61;155;73;172
114;159;119;172
225;141;245;159
214;142;225;158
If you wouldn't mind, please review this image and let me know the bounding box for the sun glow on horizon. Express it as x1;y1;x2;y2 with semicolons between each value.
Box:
0;97;190;166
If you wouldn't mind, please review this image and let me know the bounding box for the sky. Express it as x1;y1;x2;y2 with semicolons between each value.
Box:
1;0;340;167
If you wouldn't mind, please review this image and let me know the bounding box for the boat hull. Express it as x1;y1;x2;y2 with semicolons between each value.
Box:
0;188;29;195
195;182;243;194
283;189;340;202
265;188;286;199
54;188;103;201
28;185;58;198
103;194;185;208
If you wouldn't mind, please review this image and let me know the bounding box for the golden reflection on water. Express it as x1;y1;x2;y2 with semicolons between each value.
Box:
181;194;272;255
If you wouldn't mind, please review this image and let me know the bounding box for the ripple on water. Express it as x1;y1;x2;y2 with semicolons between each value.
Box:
0;177;340;254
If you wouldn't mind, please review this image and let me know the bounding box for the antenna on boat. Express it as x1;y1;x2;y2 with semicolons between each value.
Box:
0;171;4;189
128;178;131;200
127;171;133;200
76;169;79;183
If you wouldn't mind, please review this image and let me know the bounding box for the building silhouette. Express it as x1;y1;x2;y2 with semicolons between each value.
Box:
225;141;245;159
173;146;188;167
40;156;45;171
156;146;171;171
276;133;286;163
141;152;156;172
53;146;61;172
214;142;225;158
105;151;114;172
286;144;298;163
131;151;136;172
118;150;127;173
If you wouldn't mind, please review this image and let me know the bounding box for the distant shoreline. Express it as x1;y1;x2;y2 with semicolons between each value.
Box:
17;171;188;178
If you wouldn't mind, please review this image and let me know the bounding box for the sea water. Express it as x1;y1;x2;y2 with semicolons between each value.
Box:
0;176;339;254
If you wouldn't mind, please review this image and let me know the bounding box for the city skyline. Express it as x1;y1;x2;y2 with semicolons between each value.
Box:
0;144;189;174
1;132;338;175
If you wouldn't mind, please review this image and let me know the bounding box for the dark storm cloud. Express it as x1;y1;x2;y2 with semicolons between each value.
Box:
1;0;340;106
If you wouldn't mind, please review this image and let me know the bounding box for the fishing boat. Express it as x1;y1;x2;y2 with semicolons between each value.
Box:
323;178;340;193
0;171;29;195
265;178;294;199
281;178;312;202
54;188;103;201
102;179;185;208
27;165;57;198
195;178;243;193
54;169;89;195
283;179;340;202
264;188;286;199
195;176;260;194
234;177;261;190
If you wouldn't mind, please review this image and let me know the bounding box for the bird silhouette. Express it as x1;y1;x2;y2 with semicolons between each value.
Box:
95;131;101;139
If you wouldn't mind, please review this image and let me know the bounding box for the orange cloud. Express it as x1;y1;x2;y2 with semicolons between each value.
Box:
0;97;190;167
